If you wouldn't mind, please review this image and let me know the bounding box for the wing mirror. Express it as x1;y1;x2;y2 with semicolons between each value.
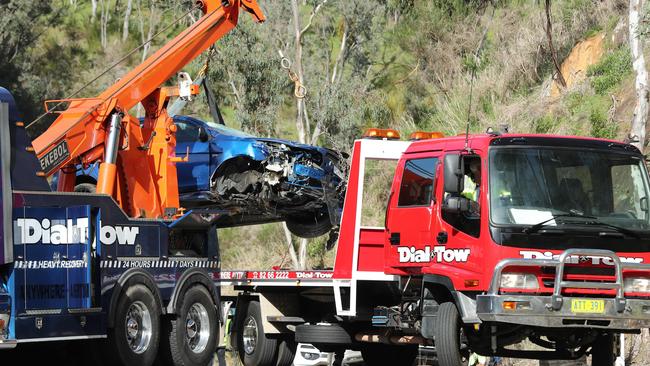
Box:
198;127;209;142
442;154;470;214
443;154;464;194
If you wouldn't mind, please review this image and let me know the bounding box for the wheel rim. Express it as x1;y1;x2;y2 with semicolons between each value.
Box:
124;301;152;354
186;302;211;354
242;316;258;355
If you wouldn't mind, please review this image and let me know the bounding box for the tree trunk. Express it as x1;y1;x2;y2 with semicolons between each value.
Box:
122;0;133;42
291;0;307;144
545;0;567;88
282;223;301;270
91;0;97;22
100;0;110;49
629;0;648;151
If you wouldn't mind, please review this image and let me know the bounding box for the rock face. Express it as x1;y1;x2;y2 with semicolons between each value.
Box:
550;33;605;97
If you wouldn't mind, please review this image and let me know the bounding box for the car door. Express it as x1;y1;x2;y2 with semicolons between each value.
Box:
385;154;440;268
174;119;211;193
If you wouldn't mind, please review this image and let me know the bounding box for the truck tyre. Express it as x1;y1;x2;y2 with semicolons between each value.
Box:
162;286;218;366
276;340;296;366
435;302;467;366
108;284;161;366
295;323;352;351
591;333;615;366
236;300;277;366
286;211;332;238
360;343;418;366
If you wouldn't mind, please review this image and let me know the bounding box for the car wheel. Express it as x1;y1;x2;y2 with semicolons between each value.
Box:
286;211;332;238
236;300;277;366
75;183;97;193
160;285;218;366
106;284;161;366
360;343;418;366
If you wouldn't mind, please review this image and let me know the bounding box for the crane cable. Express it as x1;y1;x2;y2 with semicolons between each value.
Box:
27;2;203;130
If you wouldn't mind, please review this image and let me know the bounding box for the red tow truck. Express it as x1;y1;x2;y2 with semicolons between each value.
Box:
226;129;650;366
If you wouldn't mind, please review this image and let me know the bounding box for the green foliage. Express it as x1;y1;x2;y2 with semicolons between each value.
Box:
533;115;559;134
589;107;617;139
587;48;632;95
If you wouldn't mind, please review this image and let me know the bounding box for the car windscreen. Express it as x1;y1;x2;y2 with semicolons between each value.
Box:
489;146;650;233
204;120;253;138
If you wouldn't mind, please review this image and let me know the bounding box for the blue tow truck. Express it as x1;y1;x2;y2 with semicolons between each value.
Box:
0;87;223;365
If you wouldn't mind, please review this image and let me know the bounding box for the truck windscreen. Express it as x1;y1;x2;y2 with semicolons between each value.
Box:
489;146;650;249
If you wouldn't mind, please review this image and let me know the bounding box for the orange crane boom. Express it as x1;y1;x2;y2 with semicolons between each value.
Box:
30;0;265;219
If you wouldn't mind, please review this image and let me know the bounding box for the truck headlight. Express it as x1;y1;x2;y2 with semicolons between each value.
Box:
500;273;538;290
624;277;650;293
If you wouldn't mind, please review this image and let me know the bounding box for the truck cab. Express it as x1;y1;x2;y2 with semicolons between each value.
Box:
383;132;650;365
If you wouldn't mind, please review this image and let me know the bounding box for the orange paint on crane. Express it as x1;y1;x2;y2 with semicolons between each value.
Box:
31;0;265;219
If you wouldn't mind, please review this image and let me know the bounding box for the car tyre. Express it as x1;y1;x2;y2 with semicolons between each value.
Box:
236;300;277;366
107;284;161;366
435;302;466;366
360;343;418;366
75;182;97;193
160;286;218;366
286;211;332;238
591;333;616;366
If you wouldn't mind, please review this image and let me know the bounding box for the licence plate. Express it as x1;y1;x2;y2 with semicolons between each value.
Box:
570;299;605;314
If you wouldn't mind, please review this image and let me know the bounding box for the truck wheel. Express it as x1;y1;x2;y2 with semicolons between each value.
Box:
236;300;277;366
435;302;467;366
163;286;218;366
295;323;352;352
276;339;296;366
108;284;161;366
591;333;616;366
286;211;332;238
295;323;352;344
360;343;418;366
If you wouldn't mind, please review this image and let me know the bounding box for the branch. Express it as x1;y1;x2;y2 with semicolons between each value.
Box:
299;0;328;40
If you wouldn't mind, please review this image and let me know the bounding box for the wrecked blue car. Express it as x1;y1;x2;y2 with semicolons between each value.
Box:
65;115;347;238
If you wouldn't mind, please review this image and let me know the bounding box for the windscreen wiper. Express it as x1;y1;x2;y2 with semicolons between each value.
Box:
524;212;596;234
570;220;641;239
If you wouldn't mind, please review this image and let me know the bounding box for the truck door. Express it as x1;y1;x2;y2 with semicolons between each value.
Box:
15;206;93;311
386;155;439;268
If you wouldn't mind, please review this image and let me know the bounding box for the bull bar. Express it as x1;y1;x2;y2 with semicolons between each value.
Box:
476;249;650;328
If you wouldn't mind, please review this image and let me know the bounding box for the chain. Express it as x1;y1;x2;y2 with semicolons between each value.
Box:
280;56;306;99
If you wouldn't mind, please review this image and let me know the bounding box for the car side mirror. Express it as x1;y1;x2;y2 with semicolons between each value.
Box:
198;127;209;142
444;154;464;194
442;195;471;214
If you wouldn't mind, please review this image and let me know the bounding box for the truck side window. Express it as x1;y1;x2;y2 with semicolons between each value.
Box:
398;158;437;207
443;155;481;237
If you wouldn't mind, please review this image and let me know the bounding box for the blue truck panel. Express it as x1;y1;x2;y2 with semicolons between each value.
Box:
0;89;223;347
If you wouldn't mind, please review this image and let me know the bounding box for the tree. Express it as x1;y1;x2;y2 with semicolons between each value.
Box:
122;0;133;42
0;1;80;123
629;0;648;151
